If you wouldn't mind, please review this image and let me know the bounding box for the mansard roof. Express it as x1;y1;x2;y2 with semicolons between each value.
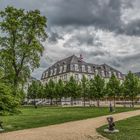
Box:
42;55;123;79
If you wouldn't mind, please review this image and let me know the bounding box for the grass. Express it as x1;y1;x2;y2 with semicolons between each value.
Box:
97;115;140;140
0;106;138;132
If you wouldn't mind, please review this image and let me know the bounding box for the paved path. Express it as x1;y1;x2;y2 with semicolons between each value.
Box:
1;110;140;140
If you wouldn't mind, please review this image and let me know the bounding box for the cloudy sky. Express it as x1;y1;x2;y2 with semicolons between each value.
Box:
1;0;140;79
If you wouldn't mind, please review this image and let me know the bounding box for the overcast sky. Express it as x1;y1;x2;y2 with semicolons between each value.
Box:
1;0;140;79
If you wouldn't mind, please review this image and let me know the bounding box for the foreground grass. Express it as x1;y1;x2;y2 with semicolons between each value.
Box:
97;115;140;140
0;106;138;132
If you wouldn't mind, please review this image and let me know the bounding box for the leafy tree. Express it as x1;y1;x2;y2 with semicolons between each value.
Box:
123;71;140;107
46;79;56;105
81;75;89;107
0;70;19;115
106;74;120;108
65;76;81;105
89;75;105;107
27;80;40;108
0;6;47;95
55;79;64;105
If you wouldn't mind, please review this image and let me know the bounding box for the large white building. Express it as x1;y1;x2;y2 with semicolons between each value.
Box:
41;55;124;83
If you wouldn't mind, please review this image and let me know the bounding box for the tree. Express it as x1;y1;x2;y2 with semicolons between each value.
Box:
0;69;19;115
106;74;120;108
0;6;47;95
123;71;140;107
65;76;81;106
46;79;56;105
55;79;64;105
81;75;89;107
89;75;105;107
27;80;40;108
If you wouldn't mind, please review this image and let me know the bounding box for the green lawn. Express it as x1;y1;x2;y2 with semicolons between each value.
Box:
97;115;140;140
0;106;138;132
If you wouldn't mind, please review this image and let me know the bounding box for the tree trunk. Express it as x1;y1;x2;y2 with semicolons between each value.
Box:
97;99;100;107
124;97;126;107
83;96;85;107
71;98;73;106
50;98;53;105
132;97;134;107
34;98;37;109
113;96;116;108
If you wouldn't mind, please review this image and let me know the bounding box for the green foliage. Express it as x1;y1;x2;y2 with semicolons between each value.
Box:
65;76;81;105
0;6;47;92
55;79;65;100
81;75;90;106
46;79;56;105
0;81;19;115
123;71;140;107
106;74;120;107
89;75;105;107
27;81;40;100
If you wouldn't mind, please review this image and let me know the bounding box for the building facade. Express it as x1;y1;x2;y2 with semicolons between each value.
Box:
41;55;124;83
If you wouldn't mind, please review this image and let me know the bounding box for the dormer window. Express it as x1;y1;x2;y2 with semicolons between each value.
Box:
95;69;98;75
54;68;57;75
70;64;74;71
59;66;63;73
113;71;116;77
63;65;67;72
118;73;121;78
45;71;48;77
75;64;79;71
50;69;53;76
88;66;91;73
109;71;112;77
82;65;86;72
101;70;105;77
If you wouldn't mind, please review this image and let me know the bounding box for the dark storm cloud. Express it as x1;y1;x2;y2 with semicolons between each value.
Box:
48;32;64;43
48;0;121;30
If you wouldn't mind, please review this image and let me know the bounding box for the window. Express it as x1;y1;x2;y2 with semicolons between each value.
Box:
88;75;91;80
63;74;67;81
50;69;53;76
60;76;63;80
101;70;105;77
42;73;45;79
82;65;86;72
63;65;67;72
95;69;98;75
45;71;48;77
59;66;63;73
108;71;112;77
113;71;116;77
54;68;57;75
75;74;79;81
88;66;91;73
118;73;121;78
70;64;74;71
75;64;79;71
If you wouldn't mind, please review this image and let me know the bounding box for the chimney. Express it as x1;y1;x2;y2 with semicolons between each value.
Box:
79;54;83;62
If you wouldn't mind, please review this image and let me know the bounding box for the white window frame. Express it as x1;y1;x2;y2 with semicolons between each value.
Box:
75;74;79;81
59;66;63;73
109;71;112;77
54;68;57;75
88;66;91;73
50;69;53;76
63;65;67;72
82;65;86;72
101;70;105;77
95;69;98;75
75;64;79;71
